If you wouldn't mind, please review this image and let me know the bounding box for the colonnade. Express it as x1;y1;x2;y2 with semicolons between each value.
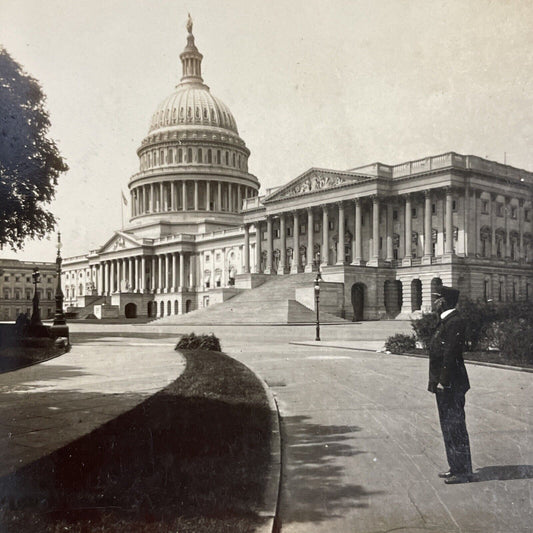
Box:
130;180;256;217
244;189;460;274
90;252;195;296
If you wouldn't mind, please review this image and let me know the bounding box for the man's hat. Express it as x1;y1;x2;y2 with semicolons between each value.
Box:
434;285;460;308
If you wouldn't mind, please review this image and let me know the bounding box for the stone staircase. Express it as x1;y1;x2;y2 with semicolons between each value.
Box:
68;295;108;319
153;273;348;325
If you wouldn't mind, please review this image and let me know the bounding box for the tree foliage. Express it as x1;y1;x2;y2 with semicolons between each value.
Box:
0;47;68;250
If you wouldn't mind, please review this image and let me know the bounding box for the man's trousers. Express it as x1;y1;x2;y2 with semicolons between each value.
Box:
436;388;472;474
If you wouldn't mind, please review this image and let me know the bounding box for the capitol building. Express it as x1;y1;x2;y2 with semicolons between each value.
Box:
63;20;533;321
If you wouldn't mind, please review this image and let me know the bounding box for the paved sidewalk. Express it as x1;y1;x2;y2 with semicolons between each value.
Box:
0;336;184;478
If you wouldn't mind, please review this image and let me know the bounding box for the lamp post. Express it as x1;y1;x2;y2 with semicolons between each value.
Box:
314;252;322;341
30;267;42;327
51;232;69;340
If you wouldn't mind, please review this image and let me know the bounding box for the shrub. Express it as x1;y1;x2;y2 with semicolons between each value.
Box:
175;332;221;352
411;312;439;351
457;299;498;351
482;319;533;364
385;333;417;354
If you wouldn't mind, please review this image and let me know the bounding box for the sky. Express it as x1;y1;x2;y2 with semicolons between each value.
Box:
1;0;533;261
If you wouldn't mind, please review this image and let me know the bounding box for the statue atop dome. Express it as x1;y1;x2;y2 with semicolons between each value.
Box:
186;13;193;34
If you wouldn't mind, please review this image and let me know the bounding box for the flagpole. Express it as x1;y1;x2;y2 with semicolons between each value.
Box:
121;193;124;230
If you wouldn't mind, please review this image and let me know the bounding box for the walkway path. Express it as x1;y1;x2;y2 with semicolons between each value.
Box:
0;336;184;478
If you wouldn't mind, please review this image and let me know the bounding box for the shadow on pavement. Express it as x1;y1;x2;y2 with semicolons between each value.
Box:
475;465;533;482
277;415;381;526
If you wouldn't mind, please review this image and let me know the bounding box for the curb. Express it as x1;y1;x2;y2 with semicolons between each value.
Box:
290;341;533;373
253;372;282;533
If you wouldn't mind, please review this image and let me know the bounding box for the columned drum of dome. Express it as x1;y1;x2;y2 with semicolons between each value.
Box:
128;17;259;230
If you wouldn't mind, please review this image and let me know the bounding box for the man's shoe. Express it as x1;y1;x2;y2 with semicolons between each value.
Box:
444;473;473;484
438;470;453;479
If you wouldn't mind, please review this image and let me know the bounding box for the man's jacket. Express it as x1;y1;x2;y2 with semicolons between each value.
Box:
428;310;470;393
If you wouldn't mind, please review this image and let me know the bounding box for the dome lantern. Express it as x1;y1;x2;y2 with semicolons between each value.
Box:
179;14;204;84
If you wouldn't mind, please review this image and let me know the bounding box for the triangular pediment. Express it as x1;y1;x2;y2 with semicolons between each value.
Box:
263;168;365;203
99;231;142;254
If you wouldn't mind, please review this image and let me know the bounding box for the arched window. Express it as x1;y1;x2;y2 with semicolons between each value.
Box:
207;149;212;163
198;148;203;163
160;150;164;164
147;153;152;167
232;153;236;167
178;148;183;163
225;151;229;165
217;150;221;164
187;148;193;163
168;149;173;164
154;151;158;165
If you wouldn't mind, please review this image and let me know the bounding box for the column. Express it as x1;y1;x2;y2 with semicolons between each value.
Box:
128;258;133;291
110;260;115;294
218;182;222;211
337;202;345;265
279;214;286;274
172;253;177;291
190;254;196;288
386;202;394;262
162;183;167;211
368;196;380;266
98;263;104;296
179;253;185;290
518;200;524;261
291;211;299;273
194;180;199;210
254;222;262;273
237;185;242;212
305;209;314;272
170;182;175;211
105;261;110;295
228;183;233;212
150;184;154;212
165;254;170;292
140;257;145;292
403;194;412;265
182;181;187;211
206;181;211;211
158;255;163;292
150;256;156;292
504;197;510;258
423;190;432;261
445;188;454;255
243;224;250;274
265;216;273;274
353;198;363;264
322;206;329;266
118;260;123;293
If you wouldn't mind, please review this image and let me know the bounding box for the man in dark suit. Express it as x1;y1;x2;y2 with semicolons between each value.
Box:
428;286;473;484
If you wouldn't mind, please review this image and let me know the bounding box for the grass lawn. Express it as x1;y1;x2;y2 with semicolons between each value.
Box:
0;349;273;532
0;342;68;374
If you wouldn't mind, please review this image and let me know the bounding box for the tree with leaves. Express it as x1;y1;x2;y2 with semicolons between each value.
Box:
0;47;68;250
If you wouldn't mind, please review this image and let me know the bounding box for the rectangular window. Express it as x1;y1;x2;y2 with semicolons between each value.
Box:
4;276;8;282
274;229;280;239
15;276;20;282
314;222;321;233
287;226;292;237
496;203;503;217
379;237;383;250
393;209;398;221
431;203;436;215
511;206;517;219
481;200;489;214
411;208;417;218
328;220;335;231
525;209;530;222
452;200;457;211
205;254;210;262
299;224;306;235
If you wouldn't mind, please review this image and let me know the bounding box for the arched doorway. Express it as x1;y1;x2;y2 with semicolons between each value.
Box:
384;280;403;317
160;301;165;317
124;302;137;319
431;277;443;307
174;300;179;314
411;279;422;311
351;283;365;321
167;300;172;316
147;301;156;318
185;299;192;313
